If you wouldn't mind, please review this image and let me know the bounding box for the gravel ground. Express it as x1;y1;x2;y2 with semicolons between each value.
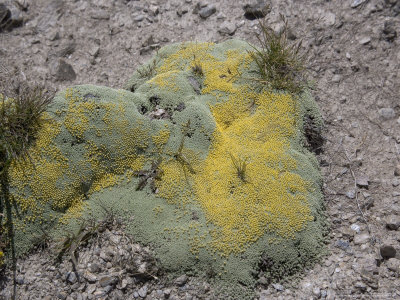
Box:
0;0;400;299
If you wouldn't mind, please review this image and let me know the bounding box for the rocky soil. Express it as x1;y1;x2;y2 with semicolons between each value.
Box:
1;0;400;299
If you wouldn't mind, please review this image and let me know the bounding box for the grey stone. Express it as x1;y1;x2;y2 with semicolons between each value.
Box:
89;263;101;273
66;271;77;284
84;271;97;283
378;107;396;120
354;281;367;292
359;36;371;45
243;0;271;20
134;15;145;22
394;164;400;176
199;5;216;19
218;22;236;36
392;178;400;187
386;258;400;273
133;291;139;298
312;287;321;298
335;239;351;251
382;20;397;42
175;274;188;286
272;283;284;291
386;214;400;230
57;292;68;300
353;233;370;245
351;0;367;8
91;11;110;20
380;245;396;259
138;286;148;298
99;275;118;287
332;74;342;83
356;175;369;188
346;190;356;199
54;59;76;82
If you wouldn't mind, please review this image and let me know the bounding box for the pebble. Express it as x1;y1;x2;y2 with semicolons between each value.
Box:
346;190;356;199
353;233;370;245
272;283;284;291
386;258;400;273
395;165;400;176
380;245;396;259
332;74;342;83
378;107;396;120
174;275;188;287
382;20;397;42
356;175;369;188
351;0;367;8
138;286;148;298
350;224;361;233
54;59;76;81
99;275;117;287
218;22;236;36
199;5;217;19
386;214;400;231
66;271;77;284
359;36;371;45
335;239;351;252
243;0;271;20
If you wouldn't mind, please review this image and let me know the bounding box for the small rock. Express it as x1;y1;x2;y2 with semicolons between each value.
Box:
382;20;397;42
199;5;216;19
323;12;336;26
394;165;400;176
84;271;97;283
386;214;400;231
91;11;110;20
346;190;356;199
16;275;24;285
351;223;361;233
134;15;145;22
359;36;371;45
218;22;236;36
335;239;351;251
164;288;172;299
177;7;189;17
175;274;188;287
89;46;100;57
66;271;77;284
133;291;139;298
138;286;148;298
243;0;271;20
57;292;68;300
356;175;369;188
99;275;118;287
89;263;102;273
386;258;400;273
351;0;367;8
149;5;159;16
380;245;396;259
354;233;370;245
272;283;284;291
0;3;23;31
378;107;396;120
354;281;367;292
54;59;76;81
332;74;342;83
312;287;321;298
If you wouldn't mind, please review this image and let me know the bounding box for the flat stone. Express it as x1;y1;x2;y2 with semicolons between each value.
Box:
84;271;97;283
351;0;367;8
138;286;148;298
394;164;400;176
99;275;118;287
378;107;396;120
380;245;396;259
354;233;370;245
243;0;271;20
346;190;356;199
174;274;188;287
199;5;216;19
66;271;77;284
356;175;369;188
359;36;371;45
